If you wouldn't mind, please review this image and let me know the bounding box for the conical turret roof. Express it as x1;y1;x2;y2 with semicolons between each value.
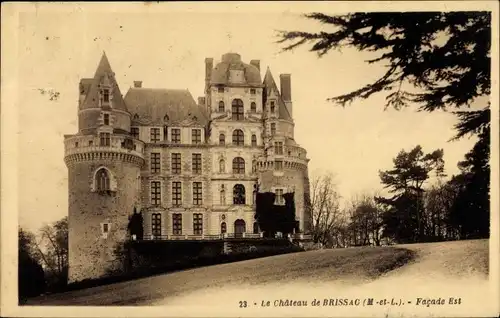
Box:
263;67;292;121
79;52;127;111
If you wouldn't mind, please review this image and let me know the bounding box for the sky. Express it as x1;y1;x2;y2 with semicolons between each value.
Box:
14;3;482;231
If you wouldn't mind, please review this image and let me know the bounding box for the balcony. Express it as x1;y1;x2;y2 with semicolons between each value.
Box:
65;135;144;157
132;233;312;241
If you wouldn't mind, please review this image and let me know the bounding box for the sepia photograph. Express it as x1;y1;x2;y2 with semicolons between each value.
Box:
1;1;499;317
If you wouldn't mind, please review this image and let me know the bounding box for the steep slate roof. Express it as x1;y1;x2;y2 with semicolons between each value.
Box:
263;67;293;121
211;53;262;86
124;88;209;126
80;52;128;111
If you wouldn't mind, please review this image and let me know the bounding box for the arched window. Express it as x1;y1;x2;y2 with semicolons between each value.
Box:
218;101;225;112
219;133;225;145
251;134;257;147
234;219;246;236
253;222;259;234
232;157;245;174
250;102;257;113
233;184;246;204
219;159;225;173
220;185;226;205
232;129;244;146
252;159;257;173
96;168;110;192
231;99;244;120
221;222;227;234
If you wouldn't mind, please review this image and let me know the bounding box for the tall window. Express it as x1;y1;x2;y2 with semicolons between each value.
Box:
193;182;202;205
219;159;225;173
171;153;181;174
96;168;110;192
219;133;225;145
150;153;160;174
232;129;244;146
218;101;225;112
151;181;161;206
271;123;276;135
275;160;283;171
171;128;181;144
233;184;246;205
131;127;139;139
274;142;284;155
192;129;201;144
192;154;202;174
151;213;162;237
221;222;227;234
150;128;160;143
103;113;110;125
253;184;258;204
232;157;245;174
231;99;244;120
163;126;168;141
193;213;203;235
251;134;257;147
220;185;226;205
172;181;182;206
103;89;110;103
99;133;110;146
270;101;275;113
250;102;257;113
275;189;284;205
172;213;182;235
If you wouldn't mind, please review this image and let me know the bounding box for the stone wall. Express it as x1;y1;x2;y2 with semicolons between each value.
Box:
67;159;141;283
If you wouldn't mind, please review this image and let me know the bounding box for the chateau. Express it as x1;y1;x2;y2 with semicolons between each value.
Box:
64;52;312;282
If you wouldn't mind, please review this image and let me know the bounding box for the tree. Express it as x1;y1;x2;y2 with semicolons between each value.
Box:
277;12;490;119
449;128;490;238
346;193;384;246
18;228;46;301
277;12;491;239
34;217;68;288
376;145;445;242
308;173;343;246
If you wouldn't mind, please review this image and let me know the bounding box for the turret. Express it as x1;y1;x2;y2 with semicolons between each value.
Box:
65;52;144;283
78;52;131;135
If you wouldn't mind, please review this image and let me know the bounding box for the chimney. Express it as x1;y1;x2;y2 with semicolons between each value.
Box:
198;96;206;106
205;58;213;81
280;74;292;118
134;81;142;88
205;57;214;99
279;74;291;101
250;60;260;71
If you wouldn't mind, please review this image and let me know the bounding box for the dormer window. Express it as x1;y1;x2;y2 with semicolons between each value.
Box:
103;89;110;103
270;101;275;113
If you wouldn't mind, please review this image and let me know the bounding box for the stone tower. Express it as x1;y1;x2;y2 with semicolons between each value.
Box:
64;52;145;283
257;68;312;233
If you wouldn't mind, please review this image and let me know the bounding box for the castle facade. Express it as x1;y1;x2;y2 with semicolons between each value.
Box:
64;52;312;282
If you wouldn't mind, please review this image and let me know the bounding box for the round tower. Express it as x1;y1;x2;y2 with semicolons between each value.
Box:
64;53;145;283
258;68;312;234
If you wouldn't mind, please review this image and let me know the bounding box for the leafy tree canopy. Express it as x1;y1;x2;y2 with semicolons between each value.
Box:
277;11;491;139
